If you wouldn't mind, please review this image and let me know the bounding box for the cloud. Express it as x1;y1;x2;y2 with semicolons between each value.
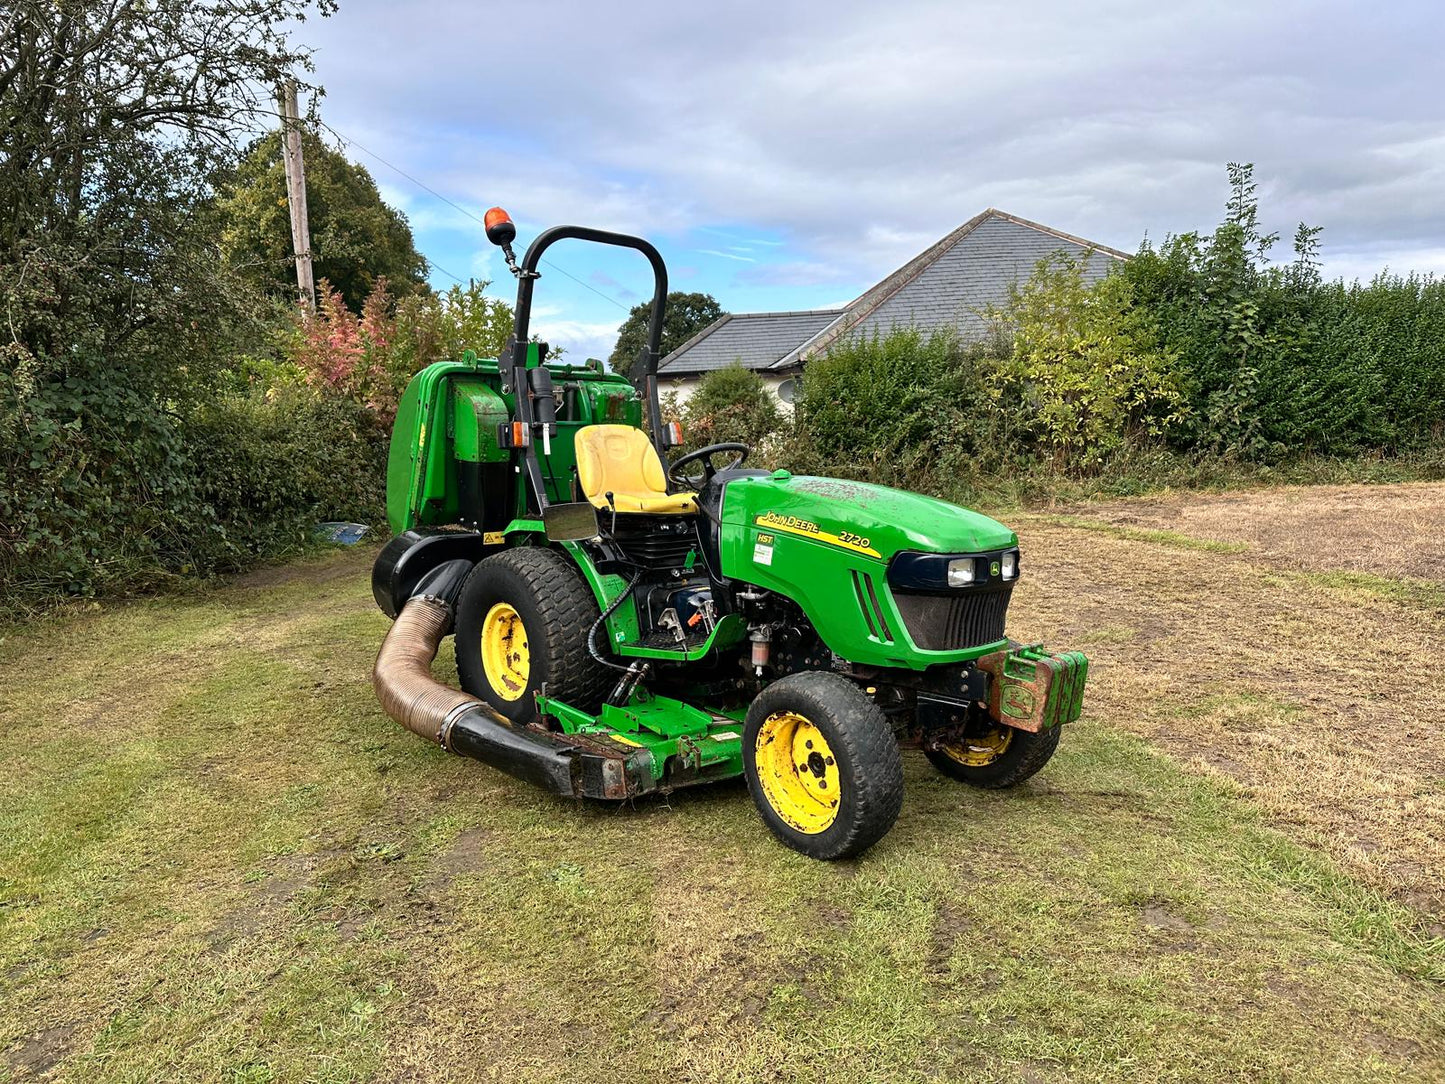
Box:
735;261;856;288
588;269;639;301
465;248;495;281
530;318;623;364
696;249;756;263
305;0;1445;316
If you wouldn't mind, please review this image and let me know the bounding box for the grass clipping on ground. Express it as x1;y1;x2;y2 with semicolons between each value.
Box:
1017;485;1445;920
2;487;1444;1083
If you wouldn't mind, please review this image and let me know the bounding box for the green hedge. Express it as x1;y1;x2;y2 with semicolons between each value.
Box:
186;388;387;557
1122;247;1445;458
1;366;385;615
787;328;1017;493
1117;166;1445;458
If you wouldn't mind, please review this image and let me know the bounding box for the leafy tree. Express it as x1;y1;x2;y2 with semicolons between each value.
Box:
674;364;783;451
219;129;429;310
0;0;333;603
289;277;514;419
990;254;1188;470
0;0;330;393
608;292;725;372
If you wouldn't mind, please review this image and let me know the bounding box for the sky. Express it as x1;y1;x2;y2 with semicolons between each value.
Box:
298;0;1445;361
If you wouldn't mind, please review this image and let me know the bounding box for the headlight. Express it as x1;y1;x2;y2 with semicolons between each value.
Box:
946;558;976;586
888;549;1021;591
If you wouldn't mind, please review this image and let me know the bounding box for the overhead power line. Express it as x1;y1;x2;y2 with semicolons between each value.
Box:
315;119;633;313
423;256;466;285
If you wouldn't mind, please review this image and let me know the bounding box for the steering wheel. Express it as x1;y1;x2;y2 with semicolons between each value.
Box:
667;442;750;489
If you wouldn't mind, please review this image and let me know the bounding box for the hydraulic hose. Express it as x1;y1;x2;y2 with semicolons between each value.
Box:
588;570;644;672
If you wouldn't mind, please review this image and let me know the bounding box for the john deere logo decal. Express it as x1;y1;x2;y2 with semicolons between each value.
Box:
990;560;1001;576
1001;683;1035;719
753;513;881;558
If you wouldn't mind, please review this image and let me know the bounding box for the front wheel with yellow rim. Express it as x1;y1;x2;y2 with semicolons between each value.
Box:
924;716;1060;789
743;672;903;860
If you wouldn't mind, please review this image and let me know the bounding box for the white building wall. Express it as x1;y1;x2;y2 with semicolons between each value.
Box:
660;372;799;413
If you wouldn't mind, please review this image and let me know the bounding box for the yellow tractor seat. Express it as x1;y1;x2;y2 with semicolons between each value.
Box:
573;424;698;515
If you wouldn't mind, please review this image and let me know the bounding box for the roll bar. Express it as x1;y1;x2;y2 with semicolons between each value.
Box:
501;223;668;448
486;217;670;514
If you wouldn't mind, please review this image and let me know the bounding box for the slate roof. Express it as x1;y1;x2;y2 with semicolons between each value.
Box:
658;209;1130;377
657;308;845;375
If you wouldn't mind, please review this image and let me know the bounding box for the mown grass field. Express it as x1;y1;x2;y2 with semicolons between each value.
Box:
2;483;1443;1082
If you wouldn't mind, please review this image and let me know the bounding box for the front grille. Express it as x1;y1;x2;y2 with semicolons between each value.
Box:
892;587;1012;651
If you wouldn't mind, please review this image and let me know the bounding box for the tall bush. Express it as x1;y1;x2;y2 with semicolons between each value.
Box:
990;255;1188;471
789;328;1010;492
1118;162;1445;458
290;277;514;420
391;280;514;387
672;364;784;453
1118;165;1310;459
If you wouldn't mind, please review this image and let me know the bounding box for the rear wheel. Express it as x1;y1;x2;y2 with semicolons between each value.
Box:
743;672;903;860
455;547;612;724
924;720;1060;788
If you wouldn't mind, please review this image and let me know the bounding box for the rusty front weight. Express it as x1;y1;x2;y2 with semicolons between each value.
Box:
976;643;1089;733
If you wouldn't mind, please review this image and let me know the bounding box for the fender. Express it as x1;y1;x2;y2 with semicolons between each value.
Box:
371;528;496;619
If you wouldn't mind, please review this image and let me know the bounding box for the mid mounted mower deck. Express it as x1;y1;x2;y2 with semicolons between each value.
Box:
370;210;1088;859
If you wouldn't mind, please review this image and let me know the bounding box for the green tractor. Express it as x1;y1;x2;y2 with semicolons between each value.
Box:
370;209;1087;859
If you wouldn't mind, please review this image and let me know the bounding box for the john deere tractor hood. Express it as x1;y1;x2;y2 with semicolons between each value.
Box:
722;473;1016;561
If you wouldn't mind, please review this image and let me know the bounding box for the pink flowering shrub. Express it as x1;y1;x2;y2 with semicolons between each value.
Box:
289;278;513;421
291;278;399;416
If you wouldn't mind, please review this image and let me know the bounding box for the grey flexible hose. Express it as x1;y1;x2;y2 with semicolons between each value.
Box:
588;570;645;672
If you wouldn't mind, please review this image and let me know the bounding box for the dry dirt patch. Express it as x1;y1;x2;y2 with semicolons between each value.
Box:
1075;481;1445;580
1010;504;1445;919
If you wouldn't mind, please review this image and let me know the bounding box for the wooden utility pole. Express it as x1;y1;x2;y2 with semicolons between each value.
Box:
279;80;315;306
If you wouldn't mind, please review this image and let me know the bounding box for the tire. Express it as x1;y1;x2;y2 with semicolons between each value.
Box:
743;672;903;860
455;547;612;724
924;722;1060;789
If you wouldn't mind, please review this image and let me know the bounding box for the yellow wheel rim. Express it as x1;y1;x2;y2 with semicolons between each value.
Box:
754;711;840;834
480;602;530;702
940;724;1013;767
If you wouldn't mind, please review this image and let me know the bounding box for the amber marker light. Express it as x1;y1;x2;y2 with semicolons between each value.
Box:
485;207;517;246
